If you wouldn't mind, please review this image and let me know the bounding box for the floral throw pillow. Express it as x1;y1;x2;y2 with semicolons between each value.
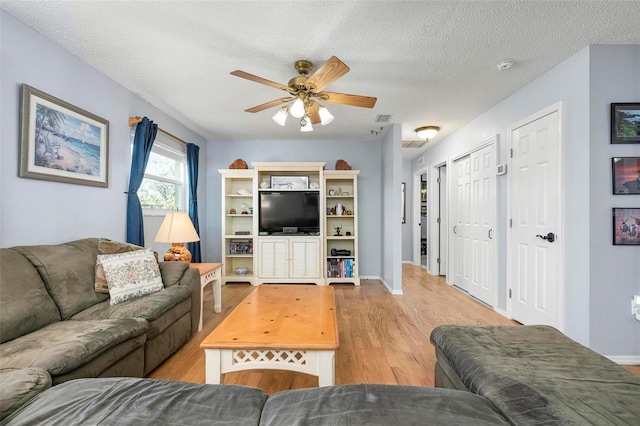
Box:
97;248;163;305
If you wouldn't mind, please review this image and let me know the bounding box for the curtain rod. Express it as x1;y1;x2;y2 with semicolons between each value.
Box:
128;116;189;146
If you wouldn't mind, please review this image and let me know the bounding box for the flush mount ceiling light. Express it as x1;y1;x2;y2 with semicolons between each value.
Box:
415;126;440;141
232;56;377;132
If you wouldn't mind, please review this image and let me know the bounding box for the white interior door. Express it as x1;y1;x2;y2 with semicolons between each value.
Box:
468;144;496;306
509;109;560;327
453;156;471;292
438;166;447;276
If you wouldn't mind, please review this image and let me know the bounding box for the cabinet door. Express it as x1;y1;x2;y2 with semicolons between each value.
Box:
290;239;320;278
258;239;288;278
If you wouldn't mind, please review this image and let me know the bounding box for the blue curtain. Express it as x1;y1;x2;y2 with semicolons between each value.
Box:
186;143;202;262
126;117;157;246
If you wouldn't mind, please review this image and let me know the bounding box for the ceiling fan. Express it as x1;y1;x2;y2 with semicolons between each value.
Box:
231;56;377;132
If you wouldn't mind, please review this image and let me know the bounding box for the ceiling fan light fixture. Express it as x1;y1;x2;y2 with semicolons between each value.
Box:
415;126;440;140
300;116;313;132
272;106;288;126
318;105;334;125
290;97;305;118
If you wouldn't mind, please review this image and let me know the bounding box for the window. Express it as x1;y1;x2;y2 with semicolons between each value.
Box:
135;134;187;214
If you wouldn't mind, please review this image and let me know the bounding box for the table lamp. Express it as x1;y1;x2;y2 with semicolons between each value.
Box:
154;211;200;262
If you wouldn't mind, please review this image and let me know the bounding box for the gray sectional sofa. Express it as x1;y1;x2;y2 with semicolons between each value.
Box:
431;324;640;425
0;238;200;385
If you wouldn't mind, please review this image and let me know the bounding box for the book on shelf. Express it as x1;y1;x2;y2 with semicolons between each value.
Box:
326;258;355;278
228;240;253;255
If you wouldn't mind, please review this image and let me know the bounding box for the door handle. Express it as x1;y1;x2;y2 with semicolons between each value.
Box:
488;229;493;239
536;232;555;243
453;225;457;235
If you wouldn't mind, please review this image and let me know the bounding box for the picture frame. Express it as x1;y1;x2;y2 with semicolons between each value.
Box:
612;208;640;245
270;175;308;189
611;103;640;144
612;157;640;194
19;84;109;187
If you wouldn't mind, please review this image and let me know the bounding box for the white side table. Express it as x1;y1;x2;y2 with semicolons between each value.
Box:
190;263;223;331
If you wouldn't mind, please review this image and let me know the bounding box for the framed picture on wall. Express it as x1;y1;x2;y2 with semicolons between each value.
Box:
611;103;640;144
19;84;109;187
612;157;640;194
612;208;640;245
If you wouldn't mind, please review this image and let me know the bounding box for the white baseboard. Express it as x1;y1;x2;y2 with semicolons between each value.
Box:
493;307;508;318
606;355;640;365
377;277;403;295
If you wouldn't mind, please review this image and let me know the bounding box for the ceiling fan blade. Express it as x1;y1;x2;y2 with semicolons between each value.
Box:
317;91;377;108
230;70;290;92
245;97;292;113
308;102;321;125
304;56;350;92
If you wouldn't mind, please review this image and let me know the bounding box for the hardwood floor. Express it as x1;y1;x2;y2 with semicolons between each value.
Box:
148;264;640;394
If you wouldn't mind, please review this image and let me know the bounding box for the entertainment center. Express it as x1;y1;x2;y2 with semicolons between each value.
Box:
219;162;359;286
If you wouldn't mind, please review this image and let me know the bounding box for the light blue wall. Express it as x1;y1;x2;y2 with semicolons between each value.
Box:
411;45;640;358
588;45;640;357
380;124;403;293
204;139;383;277
0;11;207;251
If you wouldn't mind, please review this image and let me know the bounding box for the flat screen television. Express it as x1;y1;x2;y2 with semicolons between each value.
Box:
259;191;320;234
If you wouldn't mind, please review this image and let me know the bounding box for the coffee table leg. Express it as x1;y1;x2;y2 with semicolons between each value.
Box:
204;348;222;384
317;350;335;387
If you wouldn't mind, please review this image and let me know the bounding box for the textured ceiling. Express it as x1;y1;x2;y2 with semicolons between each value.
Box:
3;1;640;159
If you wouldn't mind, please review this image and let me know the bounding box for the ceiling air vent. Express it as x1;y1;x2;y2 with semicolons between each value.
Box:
402;140;427;148
375;114;392;123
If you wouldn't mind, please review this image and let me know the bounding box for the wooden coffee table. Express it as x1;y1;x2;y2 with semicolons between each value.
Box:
200;285;338;387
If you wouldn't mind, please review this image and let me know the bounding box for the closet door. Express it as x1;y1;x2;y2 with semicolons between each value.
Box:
452;156;471;292
468;144;496;306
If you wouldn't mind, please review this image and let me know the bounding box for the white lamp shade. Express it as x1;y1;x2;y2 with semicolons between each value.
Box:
272;107;288;126
154;211;200;243
318;106;334;125
300;116;313;132
415;126;440;140
290;97;305;118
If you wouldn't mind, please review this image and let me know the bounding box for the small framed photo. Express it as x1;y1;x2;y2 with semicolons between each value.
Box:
270;175;308;189
612;157;640;194
612;208;640;245
19;84;109;187
611;103;640;144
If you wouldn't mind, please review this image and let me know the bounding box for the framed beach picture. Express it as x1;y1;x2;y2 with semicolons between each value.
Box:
612;208;640;246
611;103;640;144
19;84;109;187
612;157;640;194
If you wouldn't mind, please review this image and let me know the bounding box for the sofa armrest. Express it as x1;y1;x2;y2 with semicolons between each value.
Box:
0;368;52;421
158;262;201;336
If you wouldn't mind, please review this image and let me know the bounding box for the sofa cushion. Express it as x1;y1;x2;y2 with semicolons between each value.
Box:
260;384;510;425
430;325;640;425
0;319;148;376
72;284;192;338
4;378;268;426
0;249;61;344
95;239;147;294
158;261;192;286
0;368;51;421
97;248;163;305
12;238;109;319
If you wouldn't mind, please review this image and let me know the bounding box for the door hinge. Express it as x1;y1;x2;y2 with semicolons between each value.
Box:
437;177;441;184
509;219;513;228
437;217;441;224
437;257;441;264
508;289;512;298
510;149;513;158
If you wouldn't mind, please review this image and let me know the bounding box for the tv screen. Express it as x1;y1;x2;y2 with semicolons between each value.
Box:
259;191;320;234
